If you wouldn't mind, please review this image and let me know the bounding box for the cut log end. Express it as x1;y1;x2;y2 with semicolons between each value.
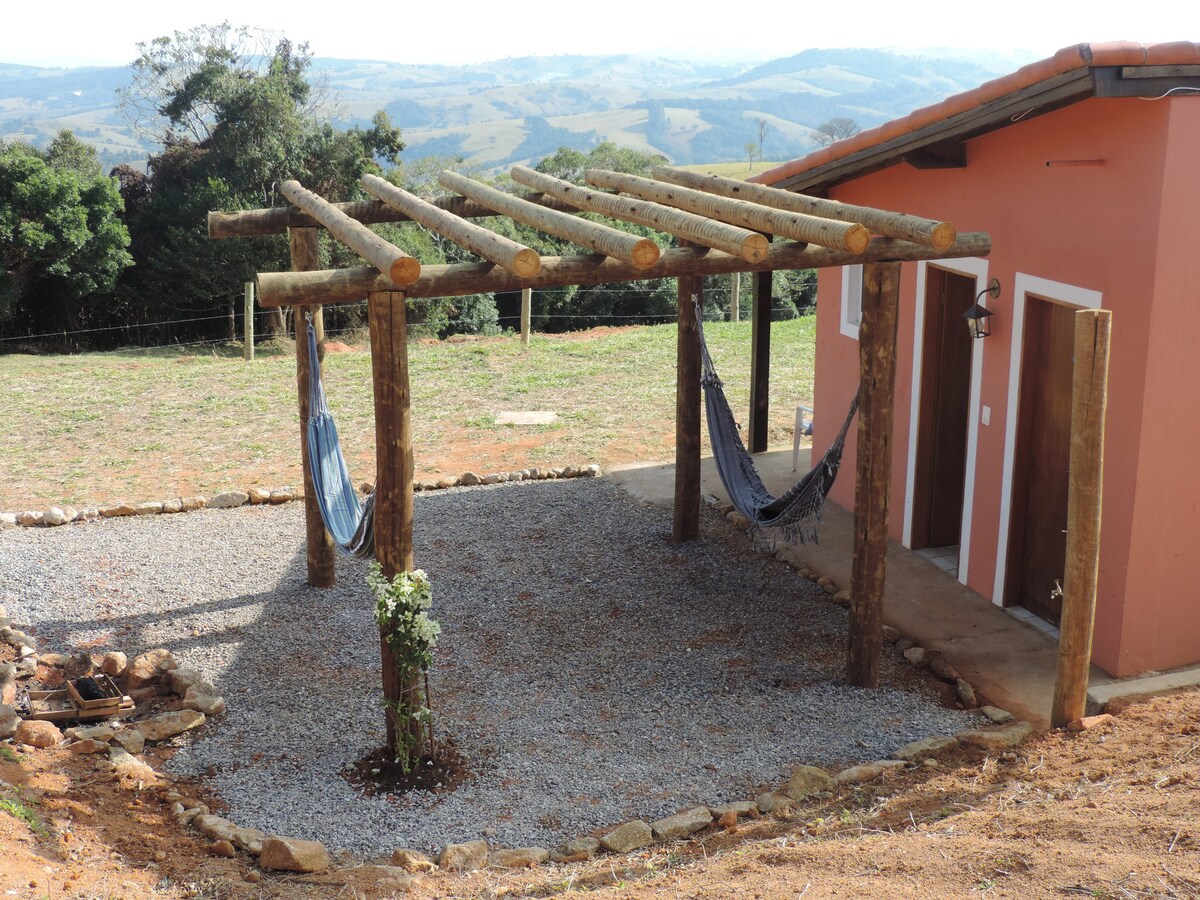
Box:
930;222;958;251
741;234;771;263
388;257;422;286
512;249;542;278
631;239;662;269
845;224;871;255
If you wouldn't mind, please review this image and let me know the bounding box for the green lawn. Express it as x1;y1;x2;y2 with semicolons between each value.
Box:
0;318;815;511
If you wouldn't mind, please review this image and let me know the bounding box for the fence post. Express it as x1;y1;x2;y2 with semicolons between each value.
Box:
730;273;741;322
243;282;255;361
521;287;532;347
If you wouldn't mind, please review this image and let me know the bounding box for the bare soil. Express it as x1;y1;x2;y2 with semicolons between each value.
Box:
3;689;1197;899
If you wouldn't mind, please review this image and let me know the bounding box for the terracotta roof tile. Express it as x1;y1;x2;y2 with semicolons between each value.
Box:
753;42;1200;188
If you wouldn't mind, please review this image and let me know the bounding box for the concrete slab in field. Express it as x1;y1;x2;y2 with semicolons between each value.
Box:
496;411;558;425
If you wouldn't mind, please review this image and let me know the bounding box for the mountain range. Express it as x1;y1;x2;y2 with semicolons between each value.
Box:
0;48;1032;171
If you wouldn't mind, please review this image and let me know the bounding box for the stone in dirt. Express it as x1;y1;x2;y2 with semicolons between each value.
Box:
208;491;249;509
15;719;62;748
126;649;178;690
956;720;1033;751
135;501;163;515
651;807;713;841
895;636;916;652
209;840;236;858
65;724;114;742
107;747;157;783
0;704;20;739
391;848;436;872
1068;714;1116;732
100;503;136;518
552;836;601;862
716;811;738;828
890;735;958;763
136;709;205;742
708;800;757;818
955;679;978;708
180;496;207;511
436;477;458;489
437;840;488;872
786;764;835;799
601;820;653;853
269;488;293;504
161;498;183;514
17;511;42;526
929;658;961;683
489;847;550;868
184;691;225;716
165;668;209;695
0;513;16;528
63;651;94;679
247;488;271;504
100;652;128;677
68;738;110;754
43;507;70;526
726;511;750;529
903;646;928;667
881;624;901;643
459;472;481;487
756;792;795;814
835;760;908;785
260;836;330;873
111;727;145;755
981;706;1015;725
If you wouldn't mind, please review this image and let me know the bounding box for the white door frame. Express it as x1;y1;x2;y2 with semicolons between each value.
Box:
991;273;1103;605
902;257;989;586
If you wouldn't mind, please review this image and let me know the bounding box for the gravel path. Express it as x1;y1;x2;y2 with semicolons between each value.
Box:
0;477;981;855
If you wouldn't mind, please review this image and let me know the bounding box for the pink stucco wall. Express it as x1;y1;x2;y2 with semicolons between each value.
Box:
811;96;1199;676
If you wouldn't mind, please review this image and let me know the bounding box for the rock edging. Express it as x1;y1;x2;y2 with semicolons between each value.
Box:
0;464;603;529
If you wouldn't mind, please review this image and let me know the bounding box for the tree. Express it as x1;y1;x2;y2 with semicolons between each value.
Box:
745;142;758;171
0;136;132;334
755;116;769;162
811;117;861;149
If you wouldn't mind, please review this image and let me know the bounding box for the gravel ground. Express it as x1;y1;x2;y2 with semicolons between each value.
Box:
0;477;982;856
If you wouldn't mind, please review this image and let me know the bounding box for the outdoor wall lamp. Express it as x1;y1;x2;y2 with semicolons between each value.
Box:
963;278;1001;339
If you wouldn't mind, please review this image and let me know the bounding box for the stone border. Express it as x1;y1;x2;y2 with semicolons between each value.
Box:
0;464;603;529
1;479;1046;882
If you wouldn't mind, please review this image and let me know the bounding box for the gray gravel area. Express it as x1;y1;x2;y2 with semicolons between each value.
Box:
0;477;981;855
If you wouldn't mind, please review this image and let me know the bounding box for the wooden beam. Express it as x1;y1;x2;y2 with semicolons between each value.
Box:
208;192;581;239
1052;309;1111;728
848;260;902;688
367;290;416;755
279;180;421;286
361;174;541;277
587;169;868;253
902;142;967;169
513;165;766;262
290;227;336;589
257;232;993;307
673;246;703;544
652;166;956;250
438;170;659;267
748;268;772;453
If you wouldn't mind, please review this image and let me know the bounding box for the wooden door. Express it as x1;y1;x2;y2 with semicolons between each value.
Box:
1005;296;1075;622
911;267;975;550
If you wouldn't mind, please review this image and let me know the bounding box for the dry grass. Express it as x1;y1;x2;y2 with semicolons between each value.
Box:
0;318;815;510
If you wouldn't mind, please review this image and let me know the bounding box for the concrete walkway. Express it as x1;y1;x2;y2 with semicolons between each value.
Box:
610;448;1121;729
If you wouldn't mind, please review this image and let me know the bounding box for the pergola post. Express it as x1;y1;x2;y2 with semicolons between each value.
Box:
368;290;416;755
672;260;703;543
848;260;902;688
749;267;773;453
290;227;336;588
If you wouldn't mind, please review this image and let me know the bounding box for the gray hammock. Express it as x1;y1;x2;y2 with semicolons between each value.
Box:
698;312;859;545
304;321;376;558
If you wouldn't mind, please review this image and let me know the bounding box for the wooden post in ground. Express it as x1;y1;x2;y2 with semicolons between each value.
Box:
521;287;532;347
673;250;703;543
243;283;255;361
1052;309;1111;728
290;227;335;588
730;273;740;323
847;260;902;688
749;267;773;453
367;290;417;756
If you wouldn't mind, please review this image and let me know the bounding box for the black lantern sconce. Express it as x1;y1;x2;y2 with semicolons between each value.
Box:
963;278;1001;339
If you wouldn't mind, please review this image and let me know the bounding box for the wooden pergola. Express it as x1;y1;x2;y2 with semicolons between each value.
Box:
209;165;990;729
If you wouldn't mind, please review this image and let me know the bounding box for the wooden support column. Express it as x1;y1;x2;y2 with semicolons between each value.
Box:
847;260;902;688
730;273;740;323
521;287;532;347
368;290;416;755
243;283;254;361
291;227;336;588
672;251;703;543
1051;309;1111;728
749;267;772;453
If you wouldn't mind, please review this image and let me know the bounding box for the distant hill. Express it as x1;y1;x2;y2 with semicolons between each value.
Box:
0;48;1025;172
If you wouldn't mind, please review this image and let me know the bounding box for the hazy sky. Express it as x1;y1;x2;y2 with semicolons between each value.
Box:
3;1;1185;68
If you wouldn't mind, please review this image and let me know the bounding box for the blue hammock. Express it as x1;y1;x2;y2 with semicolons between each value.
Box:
697;309;858;545
304;322;376;558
